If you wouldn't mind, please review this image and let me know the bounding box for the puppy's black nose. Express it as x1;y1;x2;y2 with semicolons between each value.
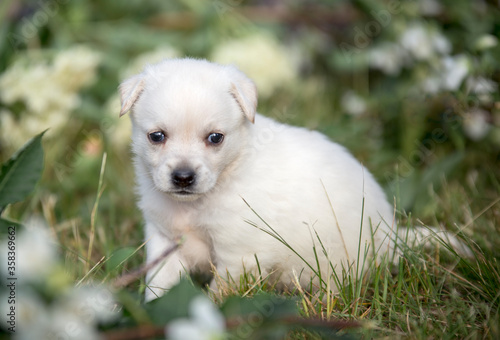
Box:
172;169;196;188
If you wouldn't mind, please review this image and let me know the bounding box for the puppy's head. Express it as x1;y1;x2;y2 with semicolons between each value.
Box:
119;58;257;202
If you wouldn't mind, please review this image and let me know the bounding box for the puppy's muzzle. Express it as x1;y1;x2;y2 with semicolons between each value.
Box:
172;168;196;188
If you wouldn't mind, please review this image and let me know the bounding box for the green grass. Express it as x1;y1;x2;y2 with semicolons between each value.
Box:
2;110;495;339
1;1;499;338
217;203;500;339
23;155;497;339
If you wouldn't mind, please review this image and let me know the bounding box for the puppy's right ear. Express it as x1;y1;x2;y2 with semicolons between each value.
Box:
228;67;258;124
119;74;146;117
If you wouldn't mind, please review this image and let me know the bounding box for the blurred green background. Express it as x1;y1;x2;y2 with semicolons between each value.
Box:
0;0;499;274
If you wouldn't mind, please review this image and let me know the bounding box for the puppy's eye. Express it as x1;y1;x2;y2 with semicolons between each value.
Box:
207;133;224;145
149;131;166;144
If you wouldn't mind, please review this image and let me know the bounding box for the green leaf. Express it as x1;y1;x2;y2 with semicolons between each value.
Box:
420;151;464;189
392;151;465;211
221;293;299;340
413;151;464;212
106;247;137;273
145;278;204;325
0;131;46;209
221;293;299;321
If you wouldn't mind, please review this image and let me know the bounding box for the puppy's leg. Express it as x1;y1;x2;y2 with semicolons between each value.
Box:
144;226;213;301
144;227;185;302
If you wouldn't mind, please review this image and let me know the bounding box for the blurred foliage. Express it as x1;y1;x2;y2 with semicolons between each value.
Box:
0;0;499;338
1;0;498;219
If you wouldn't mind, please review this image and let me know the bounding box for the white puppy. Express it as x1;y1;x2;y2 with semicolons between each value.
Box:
119;58;400;301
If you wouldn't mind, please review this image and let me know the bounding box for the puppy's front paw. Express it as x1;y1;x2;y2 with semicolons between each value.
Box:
144;284;168;302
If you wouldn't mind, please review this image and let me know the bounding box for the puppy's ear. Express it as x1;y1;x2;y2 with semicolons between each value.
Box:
119;74;146;117
229;70;258;124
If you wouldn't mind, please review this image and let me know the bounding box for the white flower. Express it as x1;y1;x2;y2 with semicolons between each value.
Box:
57;286;120;325
0;218;58;282
466;77;498;94
400;24;433;60
0;219;118;340
0;46;101;149
0;110;25;149
53;46;101;92
420;76;442;94
1;287;102;340
211;33;298;98
399;23;450;61
368;43;408;75
0;108;68;149
0;288;46;333
0;46;100;115
466;77;498;104
8;286;117;340
341;91;367;116
431;33;452;55
0;61;55;114
474;34;498;50
420;55;470;94
167;295;226;340
463;109;491;141
37;310;101;340
441;55;470;91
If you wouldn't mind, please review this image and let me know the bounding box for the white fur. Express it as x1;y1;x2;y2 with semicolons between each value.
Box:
120;58;404;301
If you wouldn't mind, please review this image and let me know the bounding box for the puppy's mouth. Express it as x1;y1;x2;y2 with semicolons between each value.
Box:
175;190;193;195
168;189;202;201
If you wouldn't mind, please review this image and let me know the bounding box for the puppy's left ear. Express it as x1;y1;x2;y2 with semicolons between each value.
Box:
119;74;146;117
229;69;258;124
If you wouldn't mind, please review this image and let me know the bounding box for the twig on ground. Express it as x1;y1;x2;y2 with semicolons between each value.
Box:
102;316;363;340
112;239;182;289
